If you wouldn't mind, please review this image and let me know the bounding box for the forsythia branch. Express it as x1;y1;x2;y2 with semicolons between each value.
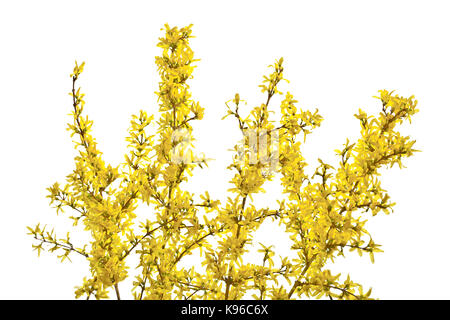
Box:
28;24;419;300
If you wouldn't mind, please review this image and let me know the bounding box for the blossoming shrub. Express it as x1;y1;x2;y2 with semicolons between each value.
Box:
28;24;419;300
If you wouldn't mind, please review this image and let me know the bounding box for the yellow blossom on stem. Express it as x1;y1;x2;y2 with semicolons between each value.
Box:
28;24;418;300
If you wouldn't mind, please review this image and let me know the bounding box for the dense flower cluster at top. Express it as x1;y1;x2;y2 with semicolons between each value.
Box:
28;24;419;300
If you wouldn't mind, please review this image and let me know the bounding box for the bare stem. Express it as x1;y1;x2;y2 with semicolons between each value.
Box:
114;283;121;300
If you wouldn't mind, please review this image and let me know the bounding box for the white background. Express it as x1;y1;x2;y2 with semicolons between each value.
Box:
1;0;449;299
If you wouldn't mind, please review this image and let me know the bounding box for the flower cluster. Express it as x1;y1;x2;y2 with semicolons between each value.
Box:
28;24;418;300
